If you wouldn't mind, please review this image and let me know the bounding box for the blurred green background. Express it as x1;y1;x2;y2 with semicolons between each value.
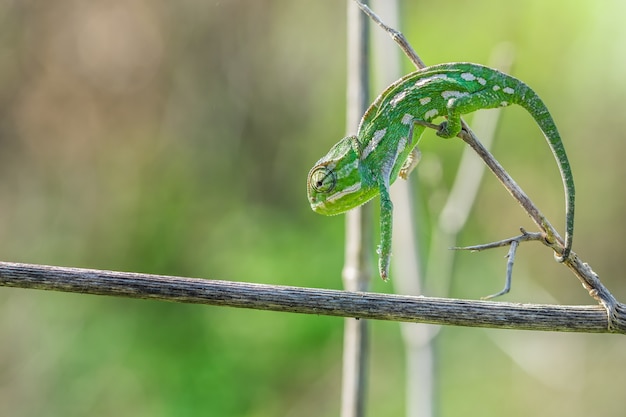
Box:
1;0;626;416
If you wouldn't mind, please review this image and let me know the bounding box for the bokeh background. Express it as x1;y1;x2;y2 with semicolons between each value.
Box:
1;0;625;416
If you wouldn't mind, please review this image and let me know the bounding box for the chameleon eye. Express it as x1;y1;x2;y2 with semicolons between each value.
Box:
309;166;336;193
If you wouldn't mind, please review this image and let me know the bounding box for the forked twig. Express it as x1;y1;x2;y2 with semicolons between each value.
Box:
454;229;542;299
454;228;544;252
352;0;624;329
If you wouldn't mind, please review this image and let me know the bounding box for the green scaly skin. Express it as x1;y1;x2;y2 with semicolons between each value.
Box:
307;62;575;280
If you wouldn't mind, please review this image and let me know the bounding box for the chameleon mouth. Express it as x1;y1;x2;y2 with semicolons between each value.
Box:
309;182;364;216
309;198;329;214
309;197;342;216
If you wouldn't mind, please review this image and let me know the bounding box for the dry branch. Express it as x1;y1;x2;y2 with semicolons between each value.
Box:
352;0;626;333
0;261;622;334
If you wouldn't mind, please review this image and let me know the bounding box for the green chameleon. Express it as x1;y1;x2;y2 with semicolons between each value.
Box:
307;62;574;280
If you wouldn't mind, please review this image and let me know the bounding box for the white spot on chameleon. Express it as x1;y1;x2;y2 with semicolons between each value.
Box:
461;73;486;85
415;73;449;87
326;182;362;203
441;90;469;100
361;128;387;160
373;128;386;140
424;109;439;120
500;101;509;107
396;136;408;155
419;97;431;105
503;87;515;94
492;85;501;91
401;113;413;125
390;90;408;106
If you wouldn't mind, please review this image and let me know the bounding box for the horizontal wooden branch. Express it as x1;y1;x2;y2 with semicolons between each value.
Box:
0;261;621;334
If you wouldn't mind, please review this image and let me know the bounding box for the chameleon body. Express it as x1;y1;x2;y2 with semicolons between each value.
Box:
307;62;574;280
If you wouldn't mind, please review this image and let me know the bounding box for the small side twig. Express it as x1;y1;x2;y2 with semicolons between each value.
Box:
480;240;518;300
457;128;621;326
453;229;545;252
454;229;542;300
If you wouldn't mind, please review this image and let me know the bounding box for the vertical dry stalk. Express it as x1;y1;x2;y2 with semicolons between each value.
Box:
341;1;372;417
367;1;436;416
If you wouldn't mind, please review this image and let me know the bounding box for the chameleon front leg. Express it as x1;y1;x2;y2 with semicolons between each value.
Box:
398;118;426;180
377;122;425;277
377;179;394;280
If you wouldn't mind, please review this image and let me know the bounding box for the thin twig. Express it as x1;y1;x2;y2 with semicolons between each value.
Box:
0;261;623;333
453;229;545;251
482;240;519;300
457;130;621;325
354;0;425;69
354;0;560;252
456;129;563;251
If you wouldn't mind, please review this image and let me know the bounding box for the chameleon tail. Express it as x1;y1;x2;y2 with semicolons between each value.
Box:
517;86;575;261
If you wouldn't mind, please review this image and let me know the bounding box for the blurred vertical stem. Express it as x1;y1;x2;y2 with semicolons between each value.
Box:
368;1;434;416
341;1;371;417
364;1;514;415
425;44;515;297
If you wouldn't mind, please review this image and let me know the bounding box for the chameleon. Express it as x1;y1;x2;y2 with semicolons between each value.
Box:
306;62;575;280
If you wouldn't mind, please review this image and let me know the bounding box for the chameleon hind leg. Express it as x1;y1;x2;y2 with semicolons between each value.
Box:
398;117;426;180
399;147;421;180
433;92;496;139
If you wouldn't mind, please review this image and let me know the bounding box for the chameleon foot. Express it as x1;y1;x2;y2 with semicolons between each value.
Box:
434;121;452;137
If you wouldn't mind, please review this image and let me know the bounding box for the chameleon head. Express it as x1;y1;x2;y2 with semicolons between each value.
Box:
307;135;375;216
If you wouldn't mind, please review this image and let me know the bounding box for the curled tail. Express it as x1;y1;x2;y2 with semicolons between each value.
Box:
518;86;575;261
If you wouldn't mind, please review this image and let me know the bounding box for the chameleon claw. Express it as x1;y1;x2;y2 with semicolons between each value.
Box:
380;270;388;281
435;120;451;137
377;246;390;281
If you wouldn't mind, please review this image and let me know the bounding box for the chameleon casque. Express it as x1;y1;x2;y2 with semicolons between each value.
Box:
307;62;574;280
